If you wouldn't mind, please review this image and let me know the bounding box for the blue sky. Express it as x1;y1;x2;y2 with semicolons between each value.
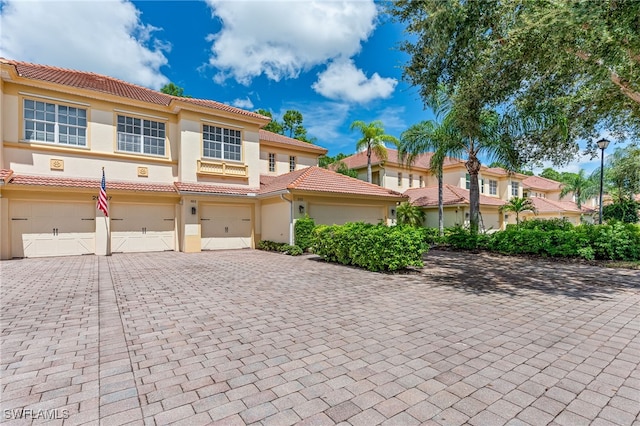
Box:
0;0;617;174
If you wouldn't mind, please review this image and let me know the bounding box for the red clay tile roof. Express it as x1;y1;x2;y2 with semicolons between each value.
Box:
482;167;509;176
522;175;563;191
7;173;176;192
0;169;14;183
259;166;406;199
259;130;328;154
2;58;269;121
340;149;462;171
174;182;258;195
529;197;588;214
405;184;506;207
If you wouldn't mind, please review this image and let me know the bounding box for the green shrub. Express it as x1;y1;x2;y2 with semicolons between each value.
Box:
484;221;640;261
294;215;316;252
520;218;574;232
312;222;428;272
444;226;490;250
603;200;640;223
423;227;446;245
583;221;640;260
257;240;303;256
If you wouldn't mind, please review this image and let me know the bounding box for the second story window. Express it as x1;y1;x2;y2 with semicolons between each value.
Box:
409;174;413;188
268;153;276;172
465;173;470;189
203;125;241;161
489;180;498;195
419;176;424;187
398;172;402;187
289;156;296;172
24;99;87;146
480;178;485;194
117;115;165;156
511;181;519;197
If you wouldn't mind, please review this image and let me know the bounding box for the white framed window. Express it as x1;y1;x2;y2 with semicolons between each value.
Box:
465;173;470;190
268;153;276;172
419;176;424;187
480;178;485;194
23;99;87;146
409;174;413;188
117;115;165;156
489;180;498;195
203;125;241;161
398;172;402;186
511;181;519;197
289;156;296;172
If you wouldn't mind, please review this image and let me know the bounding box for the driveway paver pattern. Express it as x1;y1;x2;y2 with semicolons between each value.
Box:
1;249;639;425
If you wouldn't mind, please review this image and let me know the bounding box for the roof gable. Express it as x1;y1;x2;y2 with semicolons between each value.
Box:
405;184;506;207
259;130;327;154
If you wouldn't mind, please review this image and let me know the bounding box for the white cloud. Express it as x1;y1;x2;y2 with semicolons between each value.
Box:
374;106;406;134
0;0;170;89
204;0;378;85
312;59;397;104
231;97;254;109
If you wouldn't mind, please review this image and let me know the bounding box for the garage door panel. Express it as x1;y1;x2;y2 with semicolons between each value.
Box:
201;205;252;250
111;204;175;253
10;201;95;258
309;204;384;226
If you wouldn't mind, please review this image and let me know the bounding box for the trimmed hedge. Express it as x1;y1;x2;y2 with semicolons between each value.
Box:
294;215;316;252
436;220;640;261
313;222;428;272
257;240;303;256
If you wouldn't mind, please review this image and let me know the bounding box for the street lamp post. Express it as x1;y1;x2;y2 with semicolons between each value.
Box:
597;138;610;224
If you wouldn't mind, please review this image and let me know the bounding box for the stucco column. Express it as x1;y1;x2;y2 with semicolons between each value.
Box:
0;196;9;259
182;198;201;253
95;206;110;256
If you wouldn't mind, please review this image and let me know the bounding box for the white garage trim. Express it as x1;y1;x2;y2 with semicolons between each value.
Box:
10;200;95;258
110;203;176;253
201;204;253;250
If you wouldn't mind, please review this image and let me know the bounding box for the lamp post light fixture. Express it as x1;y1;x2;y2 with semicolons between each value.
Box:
596;138;610;224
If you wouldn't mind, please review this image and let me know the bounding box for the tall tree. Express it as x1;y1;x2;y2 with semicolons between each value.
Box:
540;168;563;182
500;197;537;226
255;109;284;134
559;169;598;209
604;145;640;202
399;85;460;236
388;0;640;163
350;120;399;184
160;83;191;98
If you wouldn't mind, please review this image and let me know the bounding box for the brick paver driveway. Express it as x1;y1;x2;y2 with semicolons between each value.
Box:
1;250;639;425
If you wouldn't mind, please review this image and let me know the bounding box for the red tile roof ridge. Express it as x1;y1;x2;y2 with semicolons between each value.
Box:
522;175;564;190
3;58;269;120
7;173;177;192
0;168;14;183
259;130;328;153
174;181;259;195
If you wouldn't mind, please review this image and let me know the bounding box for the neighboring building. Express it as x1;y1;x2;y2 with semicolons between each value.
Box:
0;59;404;259
342;148;588;229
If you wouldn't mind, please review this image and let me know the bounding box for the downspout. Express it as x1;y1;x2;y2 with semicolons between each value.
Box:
281;193;294;245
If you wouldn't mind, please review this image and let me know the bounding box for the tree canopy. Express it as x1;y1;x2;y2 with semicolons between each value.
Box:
388;0;640;165
350;120;398;184
256;108;313;142
604;145;640;202
160;83;191;98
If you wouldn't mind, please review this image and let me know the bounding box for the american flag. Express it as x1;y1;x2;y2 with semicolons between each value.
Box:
97;168;108;217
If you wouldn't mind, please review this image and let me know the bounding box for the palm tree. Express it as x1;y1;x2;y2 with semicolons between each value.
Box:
559;169;597;209
350;120;399;183
500;197;537;225
396;202;426;227
399;85;460;236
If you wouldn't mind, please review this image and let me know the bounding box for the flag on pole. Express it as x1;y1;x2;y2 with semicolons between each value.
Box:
97;168;108;217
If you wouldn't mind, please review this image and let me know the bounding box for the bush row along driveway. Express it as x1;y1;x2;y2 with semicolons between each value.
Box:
1;249;639;425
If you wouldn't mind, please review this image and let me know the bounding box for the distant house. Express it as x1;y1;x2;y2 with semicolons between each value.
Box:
341;148;589;229
0;59;405;259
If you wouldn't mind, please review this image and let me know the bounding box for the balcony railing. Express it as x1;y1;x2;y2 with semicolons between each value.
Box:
197;159;248;178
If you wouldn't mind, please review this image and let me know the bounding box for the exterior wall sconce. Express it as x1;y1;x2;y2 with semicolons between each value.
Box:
298;205;305;214
390;209;395;217
191;207;197;215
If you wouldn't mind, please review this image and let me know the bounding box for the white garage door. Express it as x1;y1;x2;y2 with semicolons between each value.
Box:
309;204;385;226
111;204;175;253
10;201;95;258
201;205;252;250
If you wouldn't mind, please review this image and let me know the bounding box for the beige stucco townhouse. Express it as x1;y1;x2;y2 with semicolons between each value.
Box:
0;59;404;259
341;148;587;229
